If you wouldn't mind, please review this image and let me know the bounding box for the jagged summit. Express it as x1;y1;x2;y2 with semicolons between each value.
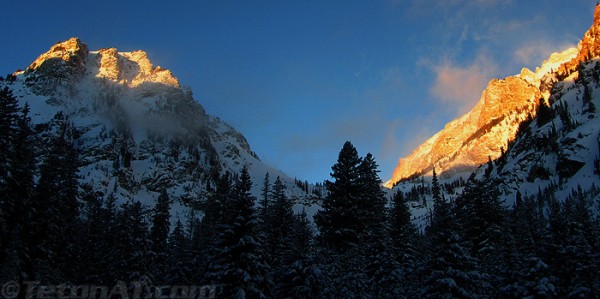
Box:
385;75;543;187
2;37;314;220
27;37;88;72
93;47;179;88
385;5;600;187
24;37;179;91
559;4;600;75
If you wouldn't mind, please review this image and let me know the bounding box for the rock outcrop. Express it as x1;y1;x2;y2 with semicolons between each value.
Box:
95;48;179;88
385;75;542;187
24;38;89;94
559;4;600;76
384;5;600;187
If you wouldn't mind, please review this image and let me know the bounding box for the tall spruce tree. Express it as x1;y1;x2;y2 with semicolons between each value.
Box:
0;87;19;182
315;141;363;250
206;166;271;298
197;172;232;276
260;172;271;219
356;153;387;235
422;177;486;298
150;189;171;280
0;103;36;281
265;176;295;270
0;86;20;270
276;210;321;298
315;142;394;297
453;178;504;296
164;219;189;284
25;117;80;282
389;190;420;295
116;201;153;283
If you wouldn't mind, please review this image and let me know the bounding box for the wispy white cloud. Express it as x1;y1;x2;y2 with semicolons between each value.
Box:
513;40;577;68
428;53;498;114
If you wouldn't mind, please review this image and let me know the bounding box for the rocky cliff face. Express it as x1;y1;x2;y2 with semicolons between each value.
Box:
385;75;543;187
559;5;600;77
95;47;179;88
478;57;600;203
385;6;600;187
3;37;310;218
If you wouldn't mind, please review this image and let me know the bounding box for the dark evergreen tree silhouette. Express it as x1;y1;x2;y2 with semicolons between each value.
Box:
276;210;321;298
115;201;153;285
206;166;271;298
25;116;80;282
264;176;295;272
0;102;36;281
389;190;420;295
259;172;271;220
164;219;189;284
315;141;363;250
197;172;232;277
0;87;20;272
422;178;486;298
150;189;171;281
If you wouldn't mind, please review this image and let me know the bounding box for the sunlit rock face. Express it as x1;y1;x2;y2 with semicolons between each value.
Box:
560;5;600;76
24;38;89;94
95;47;179;88
385;76;541;187
3;37;309;211
27;37;89;73
385;5;600;187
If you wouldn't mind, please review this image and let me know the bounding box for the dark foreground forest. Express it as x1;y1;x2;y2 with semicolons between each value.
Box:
1;87;600;298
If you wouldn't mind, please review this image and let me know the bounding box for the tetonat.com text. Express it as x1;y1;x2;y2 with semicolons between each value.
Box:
1;280;219;299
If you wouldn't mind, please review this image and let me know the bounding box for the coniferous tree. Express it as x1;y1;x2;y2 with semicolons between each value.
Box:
260;172;271;219
431;167;441;204
455;178;504;256
206;166;271;298
389;190;420;295
454;178;504;296
315;141;363;250
75;192;121;284
0;103;35;281
316;142;394;297
25;117;80;282
422;179;485;298
356;153;387;235
150;189;171;281
276;210;321;298
265;176;295;271
197;172;232;276
116;201;153;284
0;87;19;181
78;188;101;281
0;87;20;270
546;194;597;297
164;219;189;284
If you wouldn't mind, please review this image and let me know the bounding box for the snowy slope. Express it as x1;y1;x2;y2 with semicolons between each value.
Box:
482;59;600;203
389;59;600;231
1;37;317;224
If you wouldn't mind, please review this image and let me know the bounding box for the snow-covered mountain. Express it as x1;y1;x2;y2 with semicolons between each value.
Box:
1;37;315;219
387;5;600;230
385;5;600;188
479;56;600;203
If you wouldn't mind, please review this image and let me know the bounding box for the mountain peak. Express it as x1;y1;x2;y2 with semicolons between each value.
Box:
94;47;179;88
385;6;600;187
556;4;600;77
27;37;88;72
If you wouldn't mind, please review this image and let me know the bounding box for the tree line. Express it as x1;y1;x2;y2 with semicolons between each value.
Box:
1;85;600;298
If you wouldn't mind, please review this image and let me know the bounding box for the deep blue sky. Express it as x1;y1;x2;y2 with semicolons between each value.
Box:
2;1;597;183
